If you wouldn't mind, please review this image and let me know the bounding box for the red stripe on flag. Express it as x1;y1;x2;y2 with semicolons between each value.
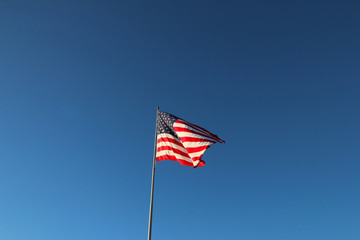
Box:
173;127;223;142
179;137;216;143
156;155;205;167
177;120;217;136
177;120;218;137
157;137;184;148
186;145;210;153
157;146;191;158
177;120;225;143
192;156;205;161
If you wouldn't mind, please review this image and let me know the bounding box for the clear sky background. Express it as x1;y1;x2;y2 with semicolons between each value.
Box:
1;0;359;239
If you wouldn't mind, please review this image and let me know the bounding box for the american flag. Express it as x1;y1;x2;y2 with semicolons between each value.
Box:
156;111;225;167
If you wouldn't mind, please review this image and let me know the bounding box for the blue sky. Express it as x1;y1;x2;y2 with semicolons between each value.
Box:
1;0;359;239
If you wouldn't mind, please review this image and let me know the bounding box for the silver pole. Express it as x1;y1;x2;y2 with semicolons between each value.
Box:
147;106;159;240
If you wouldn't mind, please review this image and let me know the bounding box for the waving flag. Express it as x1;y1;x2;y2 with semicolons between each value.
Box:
156;111;225;167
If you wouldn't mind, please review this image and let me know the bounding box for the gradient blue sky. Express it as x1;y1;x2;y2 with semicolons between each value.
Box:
1;1;359;239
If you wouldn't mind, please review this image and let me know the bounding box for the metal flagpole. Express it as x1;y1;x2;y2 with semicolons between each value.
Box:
147;106;159;240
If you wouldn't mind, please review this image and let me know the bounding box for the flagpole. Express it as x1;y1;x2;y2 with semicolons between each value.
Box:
148;106;159;240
